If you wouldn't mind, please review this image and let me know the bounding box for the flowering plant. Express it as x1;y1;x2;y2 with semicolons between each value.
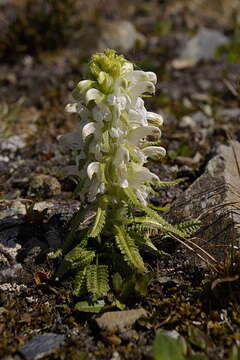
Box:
57;50;192;301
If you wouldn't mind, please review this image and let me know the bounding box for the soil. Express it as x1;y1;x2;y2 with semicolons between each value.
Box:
0;1;240;359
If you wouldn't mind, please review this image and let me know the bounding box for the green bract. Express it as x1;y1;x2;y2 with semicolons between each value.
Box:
58;50;199;301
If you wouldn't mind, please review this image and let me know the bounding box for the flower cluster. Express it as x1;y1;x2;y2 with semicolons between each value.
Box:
60;50;165;205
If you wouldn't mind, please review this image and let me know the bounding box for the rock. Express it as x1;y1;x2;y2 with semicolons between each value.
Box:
99;21;146;52
180;116;196;129
217;108;240;120
28;174;61;198
17;333;65;360
168;141;240;263
0;217;23;283
0;135;26;153
95;308;147;332
180;111;214;135
0;200;27;219
0;283;27;292
178;28;229;63
191;111;214;128
171;58;197;69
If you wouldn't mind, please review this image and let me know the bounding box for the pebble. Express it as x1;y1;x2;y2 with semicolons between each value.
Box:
99;20;146;52
179;27;229;62
28;174;61;198
17;333;65;360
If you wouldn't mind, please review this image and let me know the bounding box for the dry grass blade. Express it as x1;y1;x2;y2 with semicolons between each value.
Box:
170;233;219;272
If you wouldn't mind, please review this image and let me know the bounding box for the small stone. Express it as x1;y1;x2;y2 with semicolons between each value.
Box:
28;174;61;198
17;333;65;360
178;28;229;62
0;201;27;219
0;135;26;152
99;21;146;52
191;111;213;128
217;108;240;120
171;58;197;69
33;201;54;212
96;308;147;332
180;116;196;129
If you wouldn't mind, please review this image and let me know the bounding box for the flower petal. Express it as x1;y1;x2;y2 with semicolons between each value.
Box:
92;105;111;122
129;109;148;127
147;112;164;126
128;126;161;145
82;122;96;143
142;146;166;159
77;80;96;93
113;145;129;166
65;103;78;113
125;71;157;85
146;72;157;85
86;88;104;104
121;62;134;74
128;81;155;99
87;162;100;180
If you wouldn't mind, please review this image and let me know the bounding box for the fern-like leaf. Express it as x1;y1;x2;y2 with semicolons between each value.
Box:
56;246;95;279
88;206;106;238
157;178;186;187
176;219;201;236
123;187;142;208
141;207;186;238
114;225;147;273
63;203;97;252
86;264;110;299
68;203;97;231
73;267;87;296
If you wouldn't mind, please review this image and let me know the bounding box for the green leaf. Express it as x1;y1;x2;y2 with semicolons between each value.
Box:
75;300;105;313
157;178;186;187
229;345;240;360
123;187;142;208
112;298;126;310
86;264;110;299
56;247;95;279
187;355;208;360
188;326;208;351
177;220;201;236
115;225;147;273
73;267;87;296
142;206;186;238
47;248;62;259
88;206;106;238
153;330;187;360
63;203;97;252
112;273;123;295
134;272;154;296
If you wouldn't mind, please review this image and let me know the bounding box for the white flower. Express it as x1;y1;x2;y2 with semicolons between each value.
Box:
61;50;166;204
142;146;166;160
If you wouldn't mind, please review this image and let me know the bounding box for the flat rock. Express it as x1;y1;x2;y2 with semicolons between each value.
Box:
168;141;240;263
95;308;147;332
17;333;65;360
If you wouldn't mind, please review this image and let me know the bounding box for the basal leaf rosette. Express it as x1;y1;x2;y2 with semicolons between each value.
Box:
60;49;166;206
